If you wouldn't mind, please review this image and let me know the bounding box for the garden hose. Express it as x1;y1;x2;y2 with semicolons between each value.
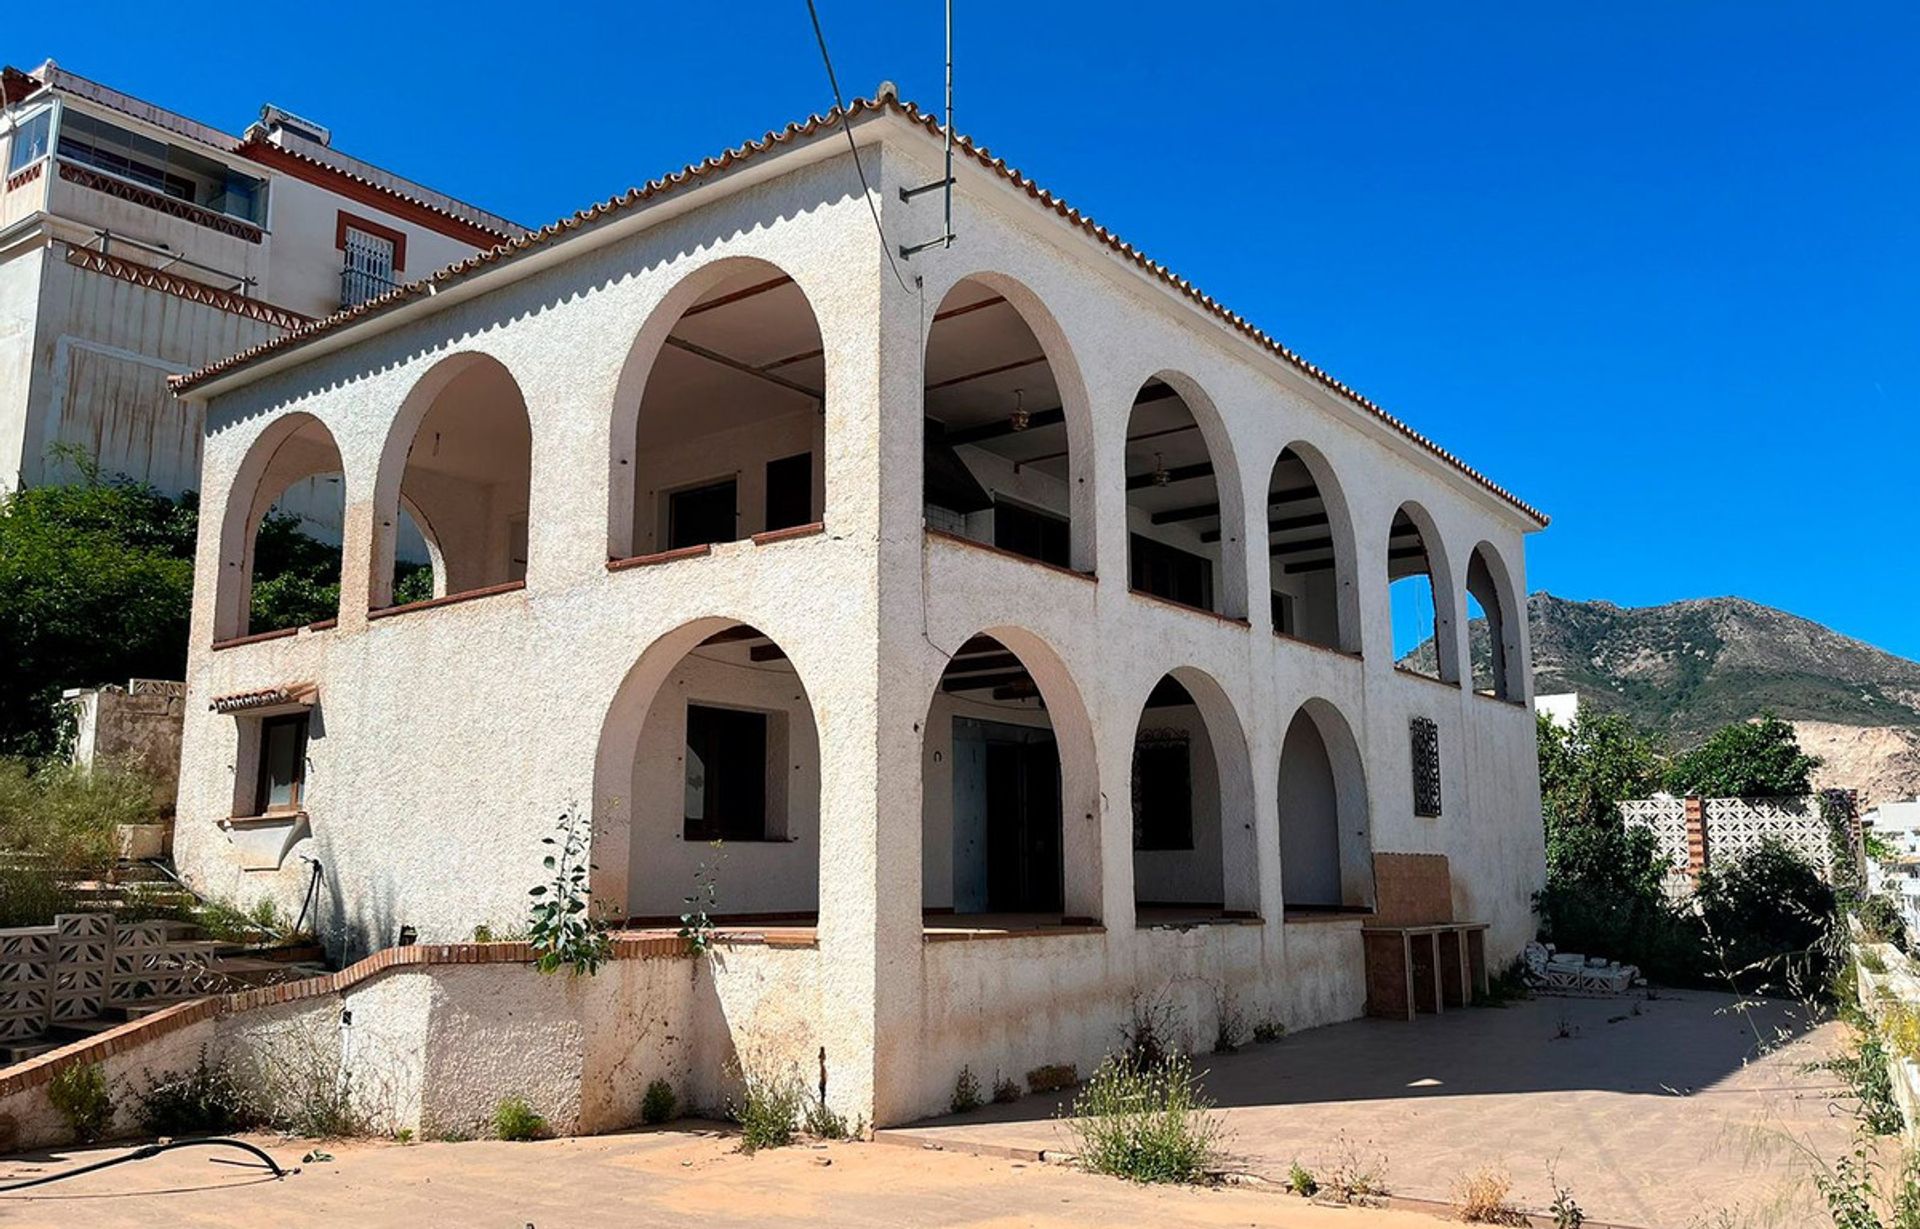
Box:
0;1137;285;1193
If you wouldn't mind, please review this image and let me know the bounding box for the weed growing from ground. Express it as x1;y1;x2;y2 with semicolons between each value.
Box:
1064;1053;1224;1185
1287;1160;1319;1197
528;804;612;976
134;1051;253;1136
48;1063;112;1143
1026;1063;1077;1095
992;1072;1022;1104
1251;1018;1287;1044
1453;1165;1527;1224
804;1096;852;1140
493;1096;545;1141
950;1065;982;1114
731;1062;804;1152
1547;1164;1586;1228
1120;989;1183;1069
641;1078;678;1125
1319;1131;1389;1204
1213;989;1248;1053
679;844;725;955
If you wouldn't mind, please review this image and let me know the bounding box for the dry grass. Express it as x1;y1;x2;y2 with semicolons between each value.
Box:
1453;1164;1528;1224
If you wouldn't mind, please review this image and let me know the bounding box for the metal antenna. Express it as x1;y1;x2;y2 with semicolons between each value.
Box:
900;0;957;257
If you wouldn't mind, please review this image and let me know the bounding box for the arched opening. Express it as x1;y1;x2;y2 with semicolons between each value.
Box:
1124;376;1239;616
613;259;825;562
1131;670;1259;925
214;413;345;640
1278;700;1373;913
372;353;532;608
921;276;1090;571
1466;544;1521;700
1265;444;1359;652
921;631;1100;927
1388;504;1456;682
592;621;822;924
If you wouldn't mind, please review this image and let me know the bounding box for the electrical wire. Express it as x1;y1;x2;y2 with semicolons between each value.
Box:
803;0;913;293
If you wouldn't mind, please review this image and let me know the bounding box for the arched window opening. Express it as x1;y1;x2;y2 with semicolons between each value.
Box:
621;263;825;560
380;355;531;608
1265;446;1355;651
1131;672;1259;925
1125;381;1226;614
1466;545;1518;700
921;278;1081;570
1388;507;1447;679
595;623;821;924
922;634;1102;929
1278;703;1373;913
220;414;344;639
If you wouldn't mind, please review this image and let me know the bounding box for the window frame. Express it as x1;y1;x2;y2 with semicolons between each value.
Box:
254;712;311;816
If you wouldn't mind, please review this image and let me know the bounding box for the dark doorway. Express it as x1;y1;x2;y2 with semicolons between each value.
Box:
764;452;813;532
954;718;1063;914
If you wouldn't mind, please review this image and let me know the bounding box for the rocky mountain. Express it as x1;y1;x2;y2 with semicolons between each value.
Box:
1401;593;1920;804
1525;593;1920;744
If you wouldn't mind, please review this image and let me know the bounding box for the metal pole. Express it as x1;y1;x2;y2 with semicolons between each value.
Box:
943;0;954;248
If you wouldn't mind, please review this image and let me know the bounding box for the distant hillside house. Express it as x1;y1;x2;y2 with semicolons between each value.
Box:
167;87;1548;1126
0;60;519;546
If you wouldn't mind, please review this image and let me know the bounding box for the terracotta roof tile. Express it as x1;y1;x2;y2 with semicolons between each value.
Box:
171;94;1545;525
209;681;317;714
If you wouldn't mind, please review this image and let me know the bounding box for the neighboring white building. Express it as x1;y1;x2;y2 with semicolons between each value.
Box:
1535;691;1579;729
0;60;519;531
1865;799;1920;935
168;88;1548;1126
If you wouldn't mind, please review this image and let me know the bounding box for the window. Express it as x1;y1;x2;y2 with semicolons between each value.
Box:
255;714;310;815
7;109;51;173
340;225;398;308
764;452;813;532
994;499;1070;568
684;704;770;841
1410;716;1442;818
54;110;266;222
1129;534;1213;609
1273;591;1297;638
667;479;738;550
1132;733;1194;850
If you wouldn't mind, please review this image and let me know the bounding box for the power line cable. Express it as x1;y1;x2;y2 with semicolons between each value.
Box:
804;0;913;292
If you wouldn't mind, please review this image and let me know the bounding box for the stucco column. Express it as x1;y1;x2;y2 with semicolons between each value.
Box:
809;150;927;1126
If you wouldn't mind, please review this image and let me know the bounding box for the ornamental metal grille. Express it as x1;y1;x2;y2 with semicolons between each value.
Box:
1410;716;1442;818
340;226;399;308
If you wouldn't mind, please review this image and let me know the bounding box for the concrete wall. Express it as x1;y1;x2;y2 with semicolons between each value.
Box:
66;681;186;811
0;941;826;1151
174;113;1545;1126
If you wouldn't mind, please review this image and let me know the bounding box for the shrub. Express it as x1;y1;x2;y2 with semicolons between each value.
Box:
493;1096;545;1141
48;1063;113;1143
135;1052;253;1136
1065;1053;1223;1185
0;863;79;931
1251;1018;1286;1044
732;1065;804;1152
1453;1165;1526;1224
0;756;157;879
1287;1160;1318;1196
1026;1063;1077;1095
950;1065;982;1114
992;1073;1022;1104
641;1078;678;1125
803;1097;851;1140
1817;1018;1902;1137
1666;714;1819;799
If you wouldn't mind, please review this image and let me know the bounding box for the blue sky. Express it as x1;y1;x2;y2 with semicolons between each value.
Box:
24;3;1918;657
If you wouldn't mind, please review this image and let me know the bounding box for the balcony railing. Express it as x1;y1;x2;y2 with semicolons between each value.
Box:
340;263;404;310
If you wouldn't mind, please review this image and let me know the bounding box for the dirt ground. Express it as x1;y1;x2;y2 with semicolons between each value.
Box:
0;1127;1449;1229
891;989;1856;1228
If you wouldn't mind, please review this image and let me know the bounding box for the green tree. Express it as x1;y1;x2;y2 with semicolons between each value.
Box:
0;464;196;757
1666;713;1821;798
1537;708;1667;899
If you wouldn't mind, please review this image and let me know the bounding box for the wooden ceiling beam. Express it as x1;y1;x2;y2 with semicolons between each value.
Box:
683;275;794;316
1151;483;1322;526
925;354;1049;392
1125;460;1214;491
664;335;822;400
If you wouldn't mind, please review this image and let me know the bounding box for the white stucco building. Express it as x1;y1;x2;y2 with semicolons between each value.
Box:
167;88;1547;1126
0;60;517;521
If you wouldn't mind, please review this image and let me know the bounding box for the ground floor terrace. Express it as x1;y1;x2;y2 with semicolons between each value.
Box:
0;990;1849;1229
